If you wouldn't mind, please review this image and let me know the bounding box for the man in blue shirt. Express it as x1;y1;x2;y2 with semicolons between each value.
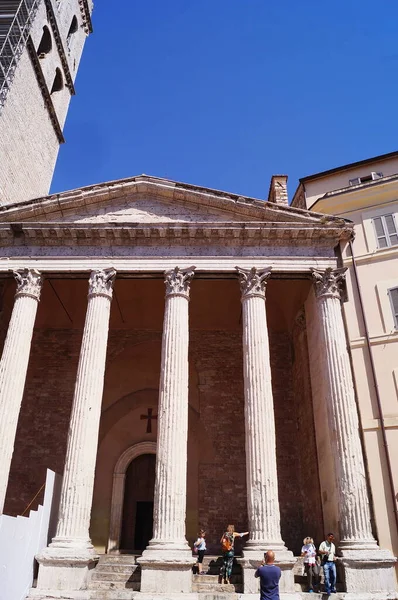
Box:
255;550;281;600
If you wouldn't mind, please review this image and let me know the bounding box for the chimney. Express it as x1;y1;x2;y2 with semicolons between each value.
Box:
267;175;288;205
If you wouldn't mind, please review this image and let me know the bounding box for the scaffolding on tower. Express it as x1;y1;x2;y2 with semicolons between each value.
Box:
0;0;40;111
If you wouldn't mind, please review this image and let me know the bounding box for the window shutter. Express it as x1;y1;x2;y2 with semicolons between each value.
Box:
388;287;398;329
373;217;387;248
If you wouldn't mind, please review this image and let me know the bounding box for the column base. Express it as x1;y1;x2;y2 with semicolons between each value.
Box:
35;538;98;592
238;545;300;597
339;547;397;598
137;542;195;594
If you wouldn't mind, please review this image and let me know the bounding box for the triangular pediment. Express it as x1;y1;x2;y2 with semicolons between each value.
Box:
0;175;349;232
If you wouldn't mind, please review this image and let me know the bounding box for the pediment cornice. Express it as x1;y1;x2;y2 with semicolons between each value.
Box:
0;220;352;247
0;175;350;230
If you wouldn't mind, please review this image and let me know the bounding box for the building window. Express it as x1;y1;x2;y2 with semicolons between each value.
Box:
373;214;398;249
388;287;398;329
50;68;63;94
37;26;52;57
67;15;78;50
349;172;383;186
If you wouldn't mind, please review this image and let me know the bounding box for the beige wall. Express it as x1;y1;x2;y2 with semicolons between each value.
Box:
304;157;398;209
302;169;398;559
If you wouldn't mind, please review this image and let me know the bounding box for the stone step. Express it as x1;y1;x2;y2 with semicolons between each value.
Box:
91;571;140;583
97;554;138;565
89;580;139;591
193;574;242;583
88;591;135;600
295;583;345;593
93;564;139;574
294;576;344;592
198;592;239;600
296;595;345;600
193;583;242;593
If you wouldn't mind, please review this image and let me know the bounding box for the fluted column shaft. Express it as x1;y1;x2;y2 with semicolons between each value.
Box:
0;269;43;514
150;266;195;549
236;267;285;550
312;268;376;549
51;268;116;550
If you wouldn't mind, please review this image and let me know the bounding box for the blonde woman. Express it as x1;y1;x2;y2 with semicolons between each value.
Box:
301;536;319;593
220;524;249;584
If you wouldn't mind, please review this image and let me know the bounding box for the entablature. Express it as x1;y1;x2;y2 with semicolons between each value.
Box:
0;221;352;247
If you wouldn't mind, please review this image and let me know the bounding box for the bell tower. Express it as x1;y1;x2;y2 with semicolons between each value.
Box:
0;0;93;205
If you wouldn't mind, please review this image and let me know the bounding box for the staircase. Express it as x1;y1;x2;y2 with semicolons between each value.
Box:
88;554;140;599
294;557;345;598
88;554;346;599
192;555;243;597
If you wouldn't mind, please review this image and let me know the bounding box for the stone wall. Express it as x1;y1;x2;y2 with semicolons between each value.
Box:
0;0;91;205
4;328;80;515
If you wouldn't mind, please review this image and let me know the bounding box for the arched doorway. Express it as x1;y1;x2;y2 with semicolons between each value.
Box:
120;453;156;552
107;441;156;553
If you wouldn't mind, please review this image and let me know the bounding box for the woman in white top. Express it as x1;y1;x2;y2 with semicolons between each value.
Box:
301;536;320;593
194;529;207;574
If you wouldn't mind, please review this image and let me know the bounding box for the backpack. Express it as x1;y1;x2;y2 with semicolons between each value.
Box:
221;534;233;552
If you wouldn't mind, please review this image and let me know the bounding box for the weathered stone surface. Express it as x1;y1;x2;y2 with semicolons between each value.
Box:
236;266;298;597
34;269;116;592
0;268;43;513
310;268;397;598
138;267;196;593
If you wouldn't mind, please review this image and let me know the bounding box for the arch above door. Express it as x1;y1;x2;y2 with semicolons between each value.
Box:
107;441;156;553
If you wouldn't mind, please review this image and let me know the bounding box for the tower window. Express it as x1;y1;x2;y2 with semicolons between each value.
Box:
50;68;64;94
67;15;79;49
37;26;52;57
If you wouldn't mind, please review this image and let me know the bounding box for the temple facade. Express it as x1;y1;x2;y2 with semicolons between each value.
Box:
0;174;396;599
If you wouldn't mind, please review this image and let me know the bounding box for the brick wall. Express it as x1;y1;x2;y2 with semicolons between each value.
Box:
5;325;321;556
192;329;309;556
191;331;247;554
291;315;324;548
4;328;81;515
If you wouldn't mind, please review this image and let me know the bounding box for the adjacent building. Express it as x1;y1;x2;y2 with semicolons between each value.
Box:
292;151;398;566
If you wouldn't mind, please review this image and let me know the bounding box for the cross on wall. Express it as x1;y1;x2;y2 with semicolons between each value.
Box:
140;407;157;433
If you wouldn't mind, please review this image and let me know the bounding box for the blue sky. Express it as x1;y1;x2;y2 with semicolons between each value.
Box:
51;0;398;202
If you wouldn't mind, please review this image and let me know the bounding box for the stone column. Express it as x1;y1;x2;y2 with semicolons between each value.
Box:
311;267;396;597
138;266;195;595
236;267;298;598
35;268;116;593
0;269;43;514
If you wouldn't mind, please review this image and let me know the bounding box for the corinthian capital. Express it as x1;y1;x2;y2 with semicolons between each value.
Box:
236;266;272;300
311;267;347;300
88;268;116;299
165;266;196;299
13;268;43;300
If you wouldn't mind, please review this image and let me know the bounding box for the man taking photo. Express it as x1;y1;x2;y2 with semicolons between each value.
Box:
254;550;281;600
